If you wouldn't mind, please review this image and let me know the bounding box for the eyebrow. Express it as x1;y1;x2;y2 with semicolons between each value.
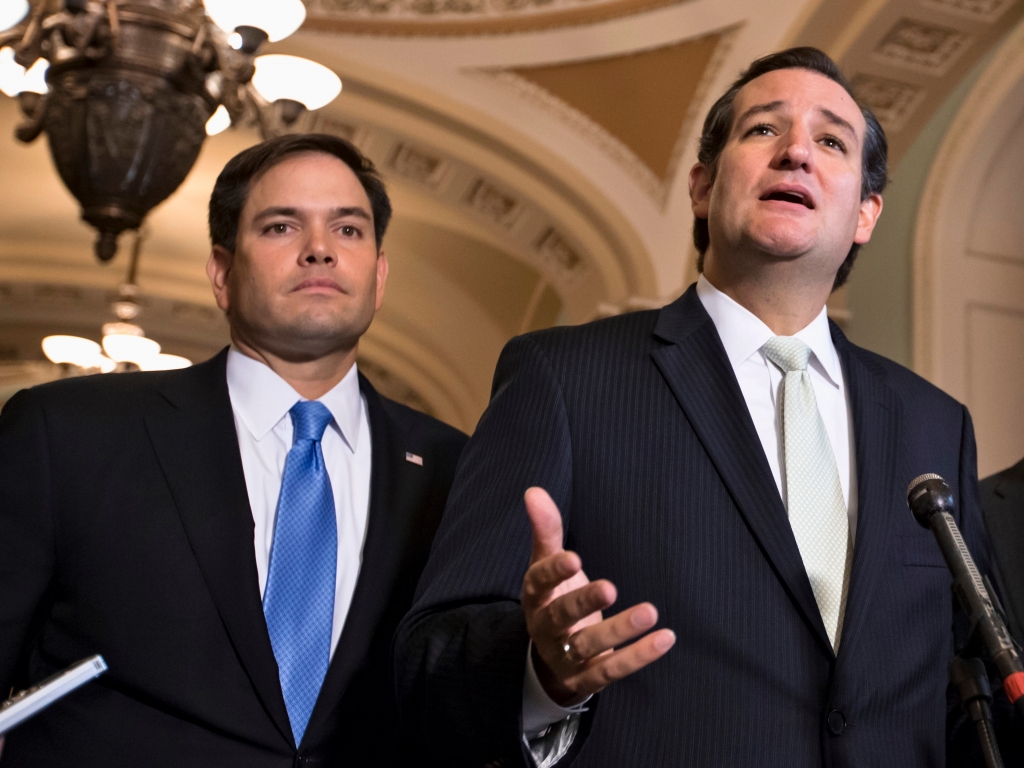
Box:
252;205;373;223
735;101;785;128
818;107;858;140
735;101;859;141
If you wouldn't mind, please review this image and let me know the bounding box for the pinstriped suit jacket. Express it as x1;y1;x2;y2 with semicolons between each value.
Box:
395;284;989;767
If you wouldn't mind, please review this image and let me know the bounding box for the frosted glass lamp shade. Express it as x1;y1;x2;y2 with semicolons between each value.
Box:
42;335;101;366
41;336;116;371
0;46;48;97
251;55;341;111
0;0;28;33
103;333;161;364
204;0;306;43
139;353;192;371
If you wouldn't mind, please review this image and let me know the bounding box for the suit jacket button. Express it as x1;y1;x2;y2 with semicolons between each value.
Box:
826;710;846;736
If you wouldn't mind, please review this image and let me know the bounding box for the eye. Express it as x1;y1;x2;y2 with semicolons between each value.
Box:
264;222;290;235
820;134;847;153
746;122;775;137
340;224;362;238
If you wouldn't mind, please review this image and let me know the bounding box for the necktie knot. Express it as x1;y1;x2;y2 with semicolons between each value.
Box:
289;401;333;444
763;336;811;374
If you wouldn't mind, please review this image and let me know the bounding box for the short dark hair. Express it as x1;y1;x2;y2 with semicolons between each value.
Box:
209;133;392;253
692;46;888;291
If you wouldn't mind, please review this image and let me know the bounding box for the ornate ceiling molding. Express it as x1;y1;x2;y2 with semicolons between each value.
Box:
304;109;594;291
468;26;738;207
799;0;1024;163
913;14;1024;382
277;71;656;317
0;278;229;361
302;0;691;36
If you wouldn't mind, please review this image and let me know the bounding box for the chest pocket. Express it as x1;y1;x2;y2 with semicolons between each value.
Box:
898;533;947;568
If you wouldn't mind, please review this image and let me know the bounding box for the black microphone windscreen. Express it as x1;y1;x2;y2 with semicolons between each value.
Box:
906;473;955;528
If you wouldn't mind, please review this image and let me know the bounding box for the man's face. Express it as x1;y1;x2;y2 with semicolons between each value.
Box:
690;68;882;278
207;152;388;360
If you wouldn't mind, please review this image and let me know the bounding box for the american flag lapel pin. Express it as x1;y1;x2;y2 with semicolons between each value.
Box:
405;451;423;466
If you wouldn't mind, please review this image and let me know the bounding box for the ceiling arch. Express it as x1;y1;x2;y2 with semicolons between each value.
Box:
2;0;1021;430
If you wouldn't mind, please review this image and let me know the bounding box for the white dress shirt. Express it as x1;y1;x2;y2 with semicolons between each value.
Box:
695;275;858;535
226;347;373;659
523;276;860;752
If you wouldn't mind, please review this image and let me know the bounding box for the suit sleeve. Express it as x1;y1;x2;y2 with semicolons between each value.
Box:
0;388;56;696
394;334;589;766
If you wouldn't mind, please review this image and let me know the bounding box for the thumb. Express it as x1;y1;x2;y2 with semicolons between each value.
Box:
525;487;564;564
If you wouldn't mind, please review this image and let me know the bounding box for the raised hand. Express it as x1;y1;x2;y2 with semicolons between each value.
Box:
520;487;676;705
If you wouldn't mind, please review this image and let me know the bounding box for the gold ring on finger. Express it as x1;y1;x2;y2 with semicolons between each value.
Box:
562;639;583;665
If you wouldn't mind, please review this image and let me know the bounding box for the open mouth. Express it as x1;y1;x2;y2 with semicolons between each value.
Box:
759;190;814;209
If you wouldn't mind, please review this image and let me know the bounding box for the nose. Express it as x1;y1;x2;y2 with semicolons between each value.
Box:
301;228;336;266
773;127;813;173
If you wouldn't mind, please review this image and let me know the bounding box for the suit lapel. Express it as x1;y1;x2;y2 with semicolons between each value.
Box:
306;378;422;738
144;350;294;748
650;287;832;653
829;328;901;659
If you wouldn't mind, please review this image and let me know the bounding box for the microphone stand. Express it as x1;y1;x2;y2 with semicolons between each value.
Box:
950;655;1005;768
906;475;1024;725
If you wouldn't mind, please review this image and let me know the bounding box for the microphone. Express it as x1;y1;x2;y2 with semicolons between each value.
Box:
907;474;1024;722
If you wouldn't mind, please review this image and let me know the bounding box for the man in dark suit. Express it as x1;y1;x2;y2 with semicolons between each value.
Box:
0;134;466;766
981;458;1024;642
395;48;994;766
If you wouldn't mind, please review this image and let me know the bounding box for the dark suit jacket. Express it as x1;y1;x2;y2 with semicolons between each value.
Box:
0;348;467;767
395;285;991;767
981;458;1024;643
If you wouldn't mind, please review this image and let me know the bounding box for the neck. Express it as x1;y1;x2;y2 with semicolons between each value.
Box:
230;333;358;400
701;248;833;336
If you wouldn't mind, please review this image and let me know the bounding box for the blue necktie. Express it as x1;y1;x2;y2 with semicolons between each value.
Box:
263;400;337;746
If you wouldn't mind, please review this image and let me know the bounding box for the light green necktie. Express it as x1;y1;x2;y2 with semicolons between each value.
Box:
763;336;850;650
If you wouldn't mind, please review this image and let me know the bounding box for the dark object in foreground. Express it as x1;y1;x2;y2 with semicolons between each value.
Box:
907;473;1024;726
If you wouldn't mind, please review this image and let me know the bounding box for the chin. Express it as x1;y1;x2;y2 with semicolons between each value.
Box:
753;229;816;257
294;310;371;344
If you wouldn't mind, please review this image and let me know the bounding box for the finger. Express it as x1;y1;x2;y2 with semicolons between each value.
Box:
567;603;658;659
521;551;582;606
569;629;676;697
540;580;617;634
525;487;564;564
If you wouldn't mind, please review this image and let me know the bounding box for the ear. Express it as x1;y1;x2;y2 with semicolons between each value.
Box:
374;248;389;311
689;163;713;220
853;192;884;245
206;245;234;313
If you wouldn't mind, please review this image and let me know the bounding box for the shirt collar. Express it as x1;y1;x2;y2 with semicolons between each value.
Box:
225;346;363;452
695;274;842;387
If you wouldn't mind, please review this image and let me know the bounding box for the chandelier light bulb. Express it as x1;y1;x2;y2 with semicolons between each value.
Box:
21;57;48;94
0;47;19;97
204;0;306;43
0;46;48;97
205;104;231;135
0;0;28;33
251;55;341;111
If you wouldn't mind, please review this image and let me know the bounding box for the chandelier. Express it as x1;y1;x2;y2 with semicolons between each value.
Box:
41;227;195;371
0;0;342;263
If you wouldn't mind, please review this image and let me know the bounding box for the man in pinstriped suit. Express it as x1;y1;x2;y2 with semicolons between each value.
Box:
395;48;997;766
